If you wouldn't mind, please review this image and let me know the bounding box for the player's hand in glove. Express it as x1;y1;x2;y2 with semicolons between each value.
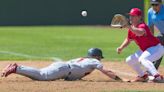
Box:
111;14;130;28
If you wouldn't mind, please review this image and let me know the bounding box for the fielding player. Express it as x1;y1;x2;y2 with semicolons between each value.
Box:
116;8;164;82
1;48;123;81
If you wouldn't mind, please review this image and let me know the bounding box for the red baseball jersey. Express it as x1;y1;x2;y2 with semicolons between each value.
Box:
127;22;160;51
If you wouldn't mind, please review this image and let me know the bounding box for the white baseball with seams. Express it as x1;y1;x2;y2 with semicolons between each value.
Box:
81;11;87;17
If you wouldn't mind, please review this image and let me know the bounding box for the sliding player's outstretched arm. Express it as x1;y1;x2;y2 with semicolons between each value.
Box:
98;67;129;82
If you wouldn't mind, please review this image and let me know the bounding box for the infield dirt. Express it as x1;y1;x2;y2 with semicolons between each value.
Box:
0;61;164;92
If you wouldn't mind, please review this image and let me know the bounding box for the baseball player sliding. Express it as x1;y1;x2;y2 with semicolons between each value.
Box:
116;8;164;82
1;48;124;81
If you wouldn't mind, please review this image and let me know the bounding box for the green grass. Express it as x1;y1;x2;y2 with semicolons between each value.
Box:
144;0;150;22
0;26;163;66
0;26;138;61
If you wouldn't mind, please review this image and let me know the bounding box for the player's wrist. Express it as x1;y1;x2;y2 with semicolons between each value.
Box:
114;75;122;81
129;25;138;33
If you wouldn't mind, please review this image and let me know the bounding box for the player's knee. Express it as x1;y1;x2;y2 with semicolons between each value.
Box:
138;57;144;62
126;56;135;65
138;57;148;65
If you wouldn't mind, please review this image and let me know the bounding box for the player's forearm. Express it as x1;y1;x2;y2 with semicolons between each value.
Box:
119;38;130;49
100;69;122;81
106;71;122;81
128;26;145;36
114;75;122;81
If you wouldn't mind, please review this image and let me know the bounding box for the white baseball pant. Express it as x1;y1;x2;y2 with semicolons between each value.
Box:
16;62;71;81
126;44;164;77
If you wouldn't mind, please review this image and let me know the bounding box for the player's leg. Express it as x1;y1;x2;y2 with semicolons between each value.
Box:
1;62;71;81
153;33;164;69
154;57;163;69
126;50;148;82
1;63;17;77
147;57;163;76
17;62;70;81
157;33;164;45
1;63;45;80
40;62;71;80
139;44;164;82
16;65;45;80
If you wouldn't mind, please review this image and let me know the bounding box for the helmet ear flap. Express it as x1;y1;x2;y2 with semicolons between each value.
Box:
87;48;104;59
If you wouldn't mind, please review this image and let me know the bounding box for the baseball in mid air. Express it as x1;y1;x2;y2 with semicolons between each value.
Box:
81;10;87;17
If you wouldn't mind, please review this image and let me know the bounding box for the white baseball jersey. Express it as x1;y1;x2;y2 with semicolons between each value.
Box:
65;57;103;80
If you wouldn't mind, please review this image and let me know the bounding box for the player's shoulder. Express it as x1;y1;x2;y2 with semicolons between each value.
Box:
68;57;101;63
138;22;147;28
69;58;81;61
161;4;164;9
91;58;100;62
67;58;83;63
148;7;154;14
161;5;164;12
86;57;101;63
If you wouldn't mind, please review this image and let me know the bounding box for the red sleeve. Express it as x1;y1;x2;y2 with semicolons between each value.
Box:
138;23;148;35
138;23;146;29
127;29;132;39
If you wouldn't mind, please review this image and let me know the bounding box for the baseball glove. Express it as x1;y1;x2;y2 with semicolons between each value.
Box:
111;14;129;28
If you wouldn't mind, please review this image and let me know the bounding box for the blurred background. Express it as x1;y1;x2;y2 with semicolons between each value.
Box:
0;0;145;25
